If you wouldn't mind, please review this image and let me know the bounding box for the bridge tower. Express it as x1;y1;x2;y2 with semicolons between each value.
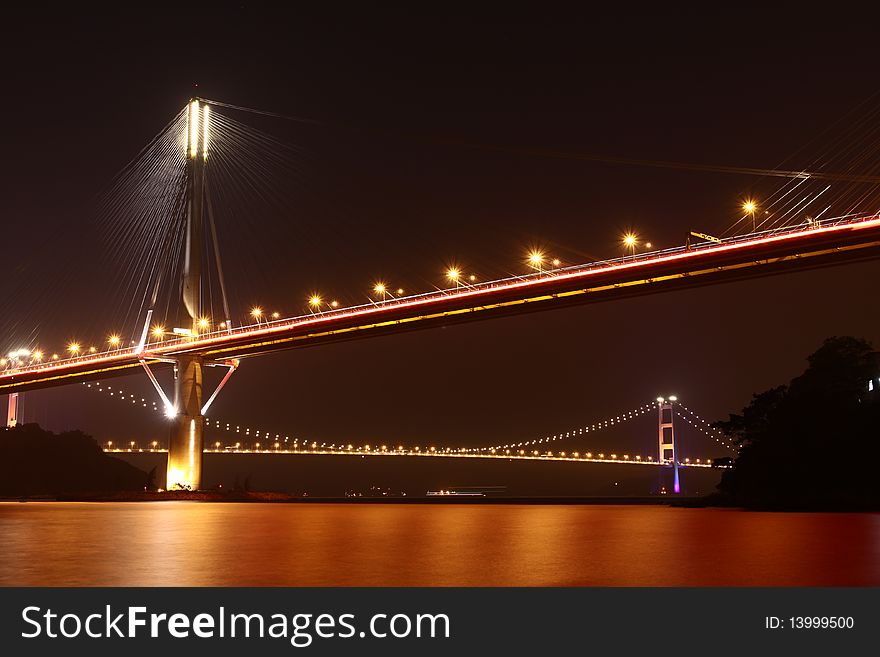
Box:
657;395;680;494
166;99;209;490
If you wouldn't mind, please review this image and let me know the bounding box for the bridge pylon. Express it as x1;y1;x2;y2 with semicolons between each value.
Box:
165;98;208;490
164;98;210;490
133;98;236;490
657;395;680;494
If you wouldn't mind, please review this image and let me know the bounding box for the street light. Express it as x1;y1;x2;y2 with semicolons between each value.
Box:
108;335;121;347
151;326;165;340
527;250;545;272
623;233;638;259
446;267;461;287
309;294;322;311
68;342;80;355
373;282;387;301
197;317;210;331
742;200;757;232
250;307;263;323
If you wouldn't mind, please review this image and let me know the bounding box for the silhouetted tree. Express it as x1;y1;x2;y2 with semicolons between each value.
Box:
0;424;147;496
713;336;880;509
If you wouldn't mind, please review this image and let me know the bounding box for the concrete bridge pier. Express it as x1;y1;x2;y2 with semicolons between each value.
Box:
167;355;204;490
6;392;18;428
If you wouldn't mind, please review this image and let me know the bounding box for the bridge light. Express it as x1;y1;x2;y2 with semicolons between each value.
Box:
32;350;43;361
645;242;653;249
309;295;322;308
197;317;210;331
68;342;80;355
202;104;210;161
51;353;59;360
188;100;199;159
656;396;665;403
742;199;758;232
108;335;121;346
151;326;165;339
527;250;545;270
271;312;280;319
330;300;339;308
446;268;461;282
250;307;262;321
396;288;404;295
669;395;678;402
89;347;96;353
551;258;561;267
163;403;176;419
373;282;386;294
622;233;638;254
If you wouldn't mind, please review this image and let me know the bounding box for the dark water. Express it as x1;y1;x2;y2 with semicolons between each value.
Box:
1;502;878;586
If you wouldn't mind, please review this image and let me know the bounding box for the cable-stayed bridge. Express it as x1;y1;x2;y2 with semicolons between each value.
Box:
3;97;880;490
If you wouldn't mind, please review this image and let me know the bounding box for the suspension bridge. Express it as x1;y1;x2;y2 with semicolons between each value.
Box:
3;97;880;491
91;377;723;493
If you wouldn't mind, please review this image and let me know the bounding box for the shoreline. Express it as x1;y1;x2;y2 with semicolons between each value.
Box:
5;492;701;505
3;492;876;511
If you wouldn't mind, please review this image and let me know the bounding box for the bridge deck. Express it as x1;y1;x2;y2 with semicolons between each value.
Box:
4;215;880;393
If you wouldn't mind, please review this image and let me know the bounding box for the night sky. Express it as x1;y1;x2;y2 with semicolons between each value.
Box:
3;4;879;474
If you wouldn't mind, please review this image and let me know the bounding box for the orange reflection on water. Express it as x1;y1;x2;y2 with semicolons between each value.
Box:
0;503;878;586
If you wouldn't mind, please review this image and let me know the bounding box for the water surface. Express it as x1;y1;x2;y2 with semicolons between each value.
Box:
1;502;877;586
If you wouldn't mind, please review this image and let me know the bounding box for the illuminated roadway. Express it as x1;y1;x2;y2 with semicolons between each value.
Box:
4;213;880;395
105;446;717;468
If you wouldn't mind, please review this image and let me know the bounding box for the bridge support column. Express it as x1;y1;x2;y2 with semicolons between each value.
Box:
6;393;18;428
167;355;203;490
